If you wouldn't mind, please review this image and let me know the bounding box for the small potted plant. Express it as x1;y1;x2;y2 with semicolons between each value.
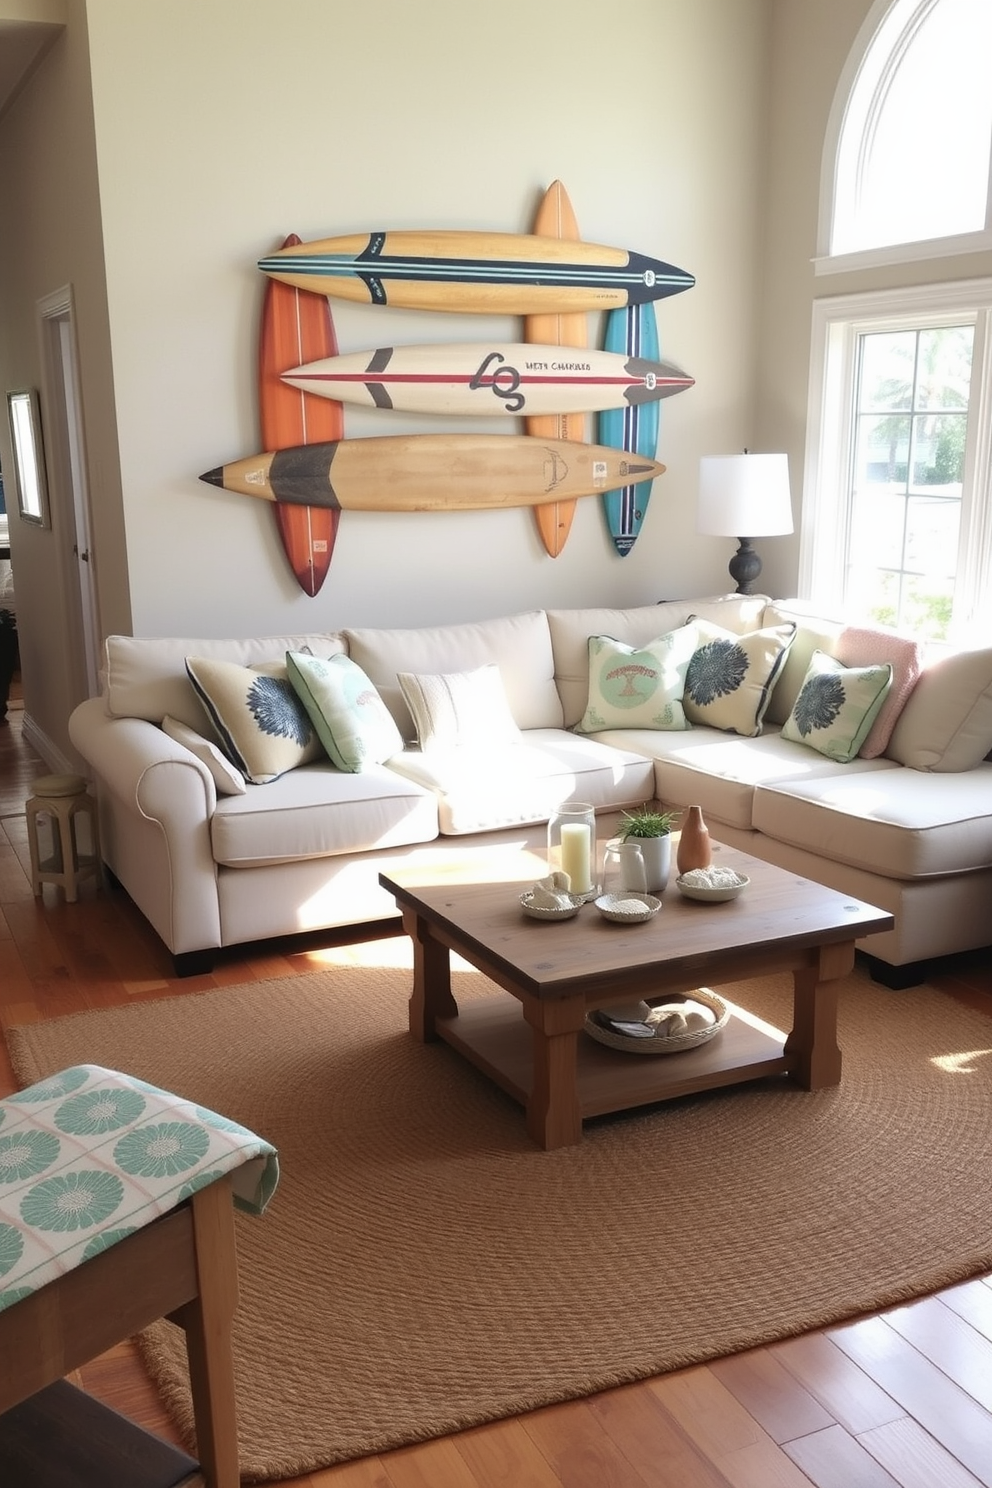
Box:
615;806;680;893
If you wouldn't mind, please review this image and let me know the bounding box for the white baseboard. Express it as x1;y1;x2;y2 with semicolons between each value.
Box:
21;712;77;778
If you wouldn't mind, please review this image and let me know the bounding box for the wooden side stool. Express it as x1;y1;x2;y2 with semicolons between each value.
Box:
25;773;102;903
0;1064;279;1488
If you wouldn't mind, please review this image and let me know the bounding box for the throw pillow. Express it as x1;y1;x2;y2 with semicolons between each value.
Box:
781;650;893;762
575;625;697;733
286;651;403;772
161;714;246;795
185;657;323;784
887;644;992;771
836;625;923;758
684;620;797;737
397;664;521;751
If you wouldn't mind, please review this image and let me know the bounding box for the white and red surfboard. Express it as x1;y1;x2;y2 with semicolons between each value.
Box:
281;342;693;418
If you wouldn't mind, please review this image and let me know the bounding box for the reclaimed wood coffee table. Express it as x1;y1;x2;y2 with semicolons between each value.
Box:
380;843;893;1150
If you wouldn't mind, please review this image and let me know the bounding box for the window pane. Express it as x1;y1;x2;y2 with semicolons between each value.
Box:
859;332;915;411
855;411;911;485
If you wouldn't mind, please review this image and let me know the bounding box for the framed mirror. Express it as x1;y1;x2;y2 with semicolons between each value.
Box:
7;388;50;528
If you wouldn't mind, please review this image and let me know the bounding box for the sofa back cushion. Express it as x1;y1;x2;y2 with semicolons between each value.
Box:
548;594;769;728
760;600;846;725
103;633;347;729
887;644;992;771
345;611;561;741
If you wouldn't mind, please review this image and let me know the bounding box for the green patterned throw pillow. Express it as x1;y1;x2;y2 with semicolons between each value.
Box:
185;657;323;784
781;650;893;762
684;619;796;737
286;651;403;772
576;626;697;733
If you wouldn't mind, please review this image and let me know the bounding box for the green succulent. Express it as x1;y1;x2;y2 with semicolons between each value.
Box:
617;806;680;839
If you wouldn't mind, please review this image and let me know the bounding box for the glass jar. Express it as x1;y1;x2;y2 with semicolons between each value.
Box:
547;801;597;897
602;840;647;898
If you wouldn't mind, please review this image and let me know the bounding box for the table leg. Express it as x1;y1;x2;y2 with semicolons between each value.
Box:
522;998;585;1150
405;908;458;1042
784;944;851;1089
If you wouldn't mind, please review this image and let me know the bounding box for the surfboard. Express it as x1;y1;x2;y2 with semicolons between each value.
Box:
258;234;342;595
598;305;682;556
281;341;694;418
201;434;664;512
524;181;588;558
257;228;694;315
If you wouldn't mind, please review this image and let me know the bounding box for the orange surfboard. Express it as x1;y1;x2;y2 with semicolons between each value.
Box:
524;182;587;558
258;234;343;596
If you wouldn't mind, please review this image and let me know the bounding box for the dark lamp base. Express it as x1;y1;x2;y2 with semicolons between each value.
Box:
728;538;762;595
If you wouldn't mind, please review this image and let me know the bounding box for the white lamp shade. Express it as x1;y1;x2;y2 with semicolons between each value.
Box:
697;453;794;537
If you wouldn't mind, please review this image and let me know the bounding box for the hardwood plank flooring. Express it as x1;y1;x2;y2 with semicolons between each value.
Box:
2;699;991;1487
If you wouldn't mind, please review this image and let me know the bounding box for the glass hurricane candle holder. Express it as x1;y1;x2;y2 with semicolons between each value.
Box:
547;801;596;897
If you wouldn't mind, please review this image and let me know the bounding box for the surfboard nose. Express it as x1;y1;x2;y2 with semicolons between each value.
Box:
200;467;224;487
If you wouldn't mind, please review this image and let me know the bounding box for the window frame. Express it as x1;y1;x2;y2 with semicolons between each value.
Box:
801;278;992;641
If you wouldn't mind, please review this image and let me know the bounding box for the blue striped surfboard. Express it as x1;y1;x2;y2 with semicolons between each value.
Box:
598;305;665;557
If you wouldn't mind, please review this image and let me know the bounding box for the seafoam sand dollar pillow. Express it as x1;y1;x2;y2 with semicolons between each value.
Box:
781;650;893;762
286;651;403;772
185;657;323;784
397;663;521;750
576;626;697;733
161;714;246;795
684;619;796;737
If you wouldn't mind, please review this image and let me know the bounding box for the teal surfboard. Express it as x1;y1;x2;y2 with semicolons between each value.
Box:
598;305;673;556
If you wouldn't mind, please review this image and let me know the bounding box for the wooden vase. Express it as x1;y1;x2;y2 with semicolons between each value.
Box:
677;806;712;875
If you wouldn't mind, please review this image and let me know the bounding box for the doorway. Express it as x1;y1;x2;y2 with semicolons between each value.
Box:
38;286;101;702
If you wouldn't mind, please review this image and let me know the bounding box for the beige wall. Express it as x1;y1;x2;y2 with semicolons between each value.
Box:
4;0;988;767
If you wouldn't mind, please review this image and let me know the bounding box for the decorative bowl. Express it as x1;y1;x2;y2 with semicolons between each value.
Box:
519;889;584;921
584;989;730;1054
594;892;661;924
675;871;750;903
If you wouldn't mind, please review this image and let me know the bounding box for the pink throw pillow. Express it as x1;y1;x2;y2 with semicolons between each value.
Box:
837;626;923;757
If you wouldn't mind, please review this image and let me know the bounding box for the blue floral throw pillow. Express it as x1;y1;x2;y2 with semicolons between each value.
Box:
782;650;894;762
684;619;796;737
185;657;324;783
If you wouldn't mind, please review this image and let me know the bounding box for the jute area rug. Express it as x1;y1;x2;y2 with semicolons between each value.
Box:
7;952;992;1482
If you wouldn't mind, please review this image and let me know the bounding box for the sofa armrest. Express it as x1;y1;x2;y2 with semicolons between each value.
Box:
69;698;223;957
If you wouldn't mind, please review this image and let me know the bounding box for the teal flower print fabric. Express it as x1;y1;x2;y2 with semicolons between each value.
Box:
0;1064;279;1315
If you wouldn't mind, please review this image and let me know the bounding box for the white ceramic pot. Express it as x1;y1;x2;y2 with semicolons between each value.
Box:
629;833;671;894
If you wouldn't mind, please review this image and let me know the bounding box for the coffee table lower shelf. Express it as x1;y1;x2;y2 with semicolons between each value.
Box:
435;995;789;1123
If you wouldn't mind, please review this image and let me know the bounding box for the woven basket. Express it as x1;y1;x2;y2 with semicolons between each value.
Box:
584;988;730;1055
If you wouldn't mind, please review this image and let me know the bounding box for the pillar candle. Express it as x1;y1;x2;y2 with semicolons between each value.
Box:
559;822;592;893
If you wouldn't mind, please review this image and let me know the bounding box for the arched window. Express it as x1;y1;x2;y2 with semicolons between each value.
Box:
822;0;992;267
802;0;992;643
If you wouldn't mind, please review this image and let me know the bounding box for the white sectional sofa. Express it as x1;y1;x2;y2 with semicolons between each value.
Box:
67;593;992;986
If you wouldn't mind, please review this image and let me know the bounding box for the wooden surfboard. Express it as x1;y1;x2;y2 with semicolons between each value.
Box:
525;181;588;558
257;228;694;315
258;233;343;595
201;434;665;512
598;305;680;556
282;341;694;418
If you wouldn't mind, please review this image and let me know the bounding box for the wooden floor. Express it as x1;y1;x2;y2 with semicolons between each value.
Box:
3;697;992;1488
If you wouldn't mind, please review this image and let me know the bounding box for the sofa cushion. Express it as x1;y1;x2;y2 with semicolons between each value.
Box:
575;627;696;733
209;762;438;867
345;611;562;740
384;728;655;835
591;726;896;831
684;620;796;737
186;658;323;784
161;715;247;796
753;764;992;879
397;664;521;750
547;594;769;727
781;651;893;763
761;600;846;725
835;625;923;758
886;645;992;771
286;652;404;772
103;633;347;728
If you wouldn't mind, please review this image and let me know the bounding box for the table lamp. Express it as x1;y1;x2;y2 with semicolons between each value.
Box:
697;452;793;594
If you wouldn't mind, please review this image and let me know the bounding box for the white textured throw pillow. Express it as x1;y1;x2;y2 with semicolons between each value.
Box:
397;664;521;750
161;714;247;795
